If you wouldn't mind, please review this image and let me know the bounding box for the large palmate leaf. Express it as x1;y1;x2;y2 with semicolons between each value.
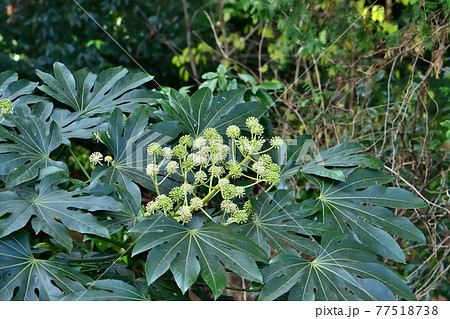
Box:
0;171;124;251
234;190;330;257
259;232;416;301
91;106;182;195
37;62;160;114
0;70;45;115
157;87;266;136
0;114;66;187
301;142;384;181
0;231;91;301
306;168;426;262
63;280;147;301
11;101;106;144
130;215;268;297
96;185;143;234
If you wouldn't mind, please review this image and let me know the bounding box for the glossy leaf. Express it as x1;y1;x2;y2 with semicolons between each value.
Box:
37;62;160;114
130;215;267;297
157;87;266;136
306;169;426;262
96;185;143;234
301;142;384;181
235;190;329;257
259;232;415;301
0;70;45;116
0;231;91;300
0;172;123;251
0;114;66;187
63;280;147;301
91;106;182;195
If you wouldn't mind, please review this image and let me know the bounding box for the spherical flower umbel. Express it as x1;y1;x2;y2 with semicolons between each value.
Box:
236;186;245;198
227;161;243;179
232;210;249;224
270;136;284;149
162;147;173;159
179;135;194;148
194;170;208;183
0;98;14;114
165;161;179;175
221;199;238;214
156;195;173;213
221;184;237;200
193;137;207;150
226;125;241;139
146;163;159;177
145;200;158;215
180;182;194;194
147;142;162;156
89;152;103;165
218;178;230;188
172;144;188;158
245;117;259;128
169;187;184;202
190;197;203;211
251;123;264;136
176;206;192;224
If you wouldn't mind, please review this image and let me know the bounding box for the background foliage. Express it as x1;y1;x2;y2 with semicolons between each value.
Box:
0;0;449;300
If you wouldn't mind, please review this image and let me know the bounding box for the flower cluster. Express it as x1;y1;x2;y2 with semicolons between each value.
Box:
0;98;14;123
90;116;283;225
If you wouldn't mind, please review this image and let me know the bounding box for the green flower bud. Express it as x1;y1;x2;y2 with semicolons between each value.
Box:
227;160;243;179
221;184;237;200
181;156;195;171
190;197;203;211
156;195;173;213
0;98;14;114
226;125;241;139
232;210;249;224
179;135;194;148
270;136;284;149
147;142;162;156
169;187;185;202
173;144;188;158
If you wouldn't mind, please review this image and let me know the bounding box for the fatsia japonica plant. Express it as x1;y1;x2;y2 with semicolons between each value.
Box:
0;63;426;301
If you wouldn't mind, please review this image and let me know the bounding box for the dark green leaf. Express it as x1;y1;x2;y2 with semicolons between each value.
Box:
259;232;415;301
0;172;123;251
235;190;329;257
301;142;384;181
63;280;147;301
91;107;182;195
0;231;91;300
306;169;426;262
0;114;66;187
157;88;266;136
37;62;159;114
130;215;268;297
